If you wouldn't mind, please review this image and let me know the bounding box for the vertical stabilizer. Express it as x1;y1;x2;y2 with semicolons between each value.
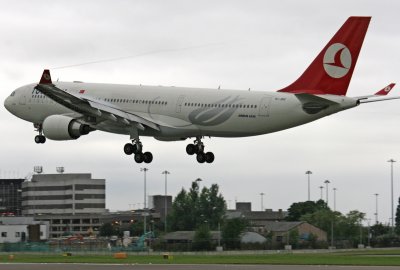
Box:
278;17;371;96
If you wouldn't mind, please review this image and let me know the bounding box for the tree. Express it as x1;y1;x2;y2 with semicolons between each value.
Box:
288;229;299;248
169;181;226;231
99;223;118;237
222;218;248;249
395;197;400;235
193;223;212;250
286;200;328;221
370;223;390;238
301;208;366;246
129;221;144;236
301;208;334;234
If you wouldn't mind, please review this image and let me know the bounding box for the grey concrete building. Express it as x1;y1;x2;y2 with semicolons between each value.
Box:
0;178;24;216
33;214;101;238
0;216;49;243
148;195;172;221
21;173;105;216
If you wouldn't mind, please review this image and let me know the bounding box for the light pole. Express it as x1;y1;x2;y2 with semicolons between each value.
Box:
374;193;379;224
388;159;396;229
331;187;336;248
260;193;265;211
162;170;170;233
367;218;371;247
140;167;149;234
324;180;330;205
333;188;337;211
305;171;312;201
319;186;324;200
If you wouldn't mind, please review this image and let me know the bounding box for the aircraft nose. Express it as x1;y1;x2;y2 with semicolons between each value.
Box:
4;96;11;112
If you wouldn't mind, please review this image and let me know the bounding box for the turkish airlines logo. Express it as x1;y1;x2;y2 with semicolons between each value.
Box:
323;43;352;78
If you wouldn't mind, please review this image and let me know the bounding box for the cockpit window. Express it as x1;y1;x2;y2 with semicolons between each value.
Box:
10;91;16;97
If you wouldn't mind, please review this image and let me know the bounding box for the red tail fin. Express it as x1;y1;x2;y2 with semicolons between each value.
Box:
278;17;371;96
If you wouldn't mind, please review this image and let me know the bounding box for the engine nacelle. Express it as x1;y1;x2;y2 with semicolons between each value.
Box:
42;115;93;141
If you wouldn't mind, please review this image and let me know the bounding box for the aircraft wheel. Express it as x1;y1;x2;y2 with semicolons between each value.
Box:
35;135;46;144
205;152;215;163
134;153;144;163
143;152;153;163
133;143;142;154
196;152;206;163
124;143;134;155
186;144;196;155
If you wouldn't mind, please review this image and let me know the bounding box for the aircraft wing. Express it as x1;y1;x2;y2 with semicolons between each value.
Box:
355;83;400;103
35;69;160;131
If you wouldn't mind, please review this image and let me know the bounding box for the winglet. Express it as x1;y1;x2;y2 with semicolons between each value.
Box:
39;69;52;84
374;83;395;96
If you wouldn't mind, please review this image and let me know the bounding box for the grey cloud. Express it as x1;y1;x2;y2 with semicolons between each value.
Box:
0;0;399;223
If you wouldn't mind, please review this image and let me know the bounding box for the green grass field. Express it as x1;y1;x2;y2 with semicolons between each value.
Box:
1;249;400;266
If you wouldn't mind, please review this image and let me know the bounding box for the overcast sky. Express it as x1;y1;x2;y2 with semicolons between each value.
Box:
1;0;399;225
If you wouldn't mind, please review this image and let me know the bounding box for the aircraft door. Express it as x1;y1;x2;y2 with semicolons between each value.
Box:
258;96;271;117
176;95;185;113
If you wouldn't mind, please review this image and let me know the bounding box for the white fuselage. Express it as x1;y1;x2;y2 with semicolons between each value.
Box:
4;82;358;140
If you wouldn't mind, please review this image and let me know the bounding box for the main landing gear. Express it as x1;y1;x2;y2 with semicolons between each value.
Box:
34;123;46;144
186;137;215;164
124;139;153;164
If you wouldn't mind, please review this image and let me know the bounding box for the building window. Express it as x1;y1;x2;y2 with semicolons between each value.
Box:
1;232;7;237
15;232;21;237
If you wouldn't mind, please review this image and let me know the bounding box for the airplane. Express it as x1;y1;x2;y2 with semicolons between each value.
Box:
4;16;399;164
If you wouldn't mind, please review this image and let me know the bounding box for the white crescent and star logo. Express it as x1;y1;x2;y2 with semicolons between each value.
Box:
384;86;391;92
43;74;50;80
323;43;352;78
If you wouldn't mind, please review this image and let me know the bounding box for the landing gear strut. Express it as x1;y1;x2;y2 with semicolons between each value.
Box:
186;137;214;163
34;123;46;144
124;139;153;164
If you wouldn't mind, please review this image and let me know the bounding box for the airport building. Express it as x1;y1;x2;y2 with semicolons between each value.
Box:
33;214;102;238
227;202;287;223
148;195;172;221
0;178;24;216
21;173;106;216
0;216;49;243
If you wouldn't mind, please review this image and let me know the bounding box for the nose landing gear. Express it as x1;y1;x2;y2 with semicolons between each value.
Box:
34;123;46;144
186;137;214;163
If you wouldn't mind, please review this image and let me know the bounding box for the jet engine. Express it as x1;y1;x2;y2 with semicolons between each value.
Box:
42;115;93;140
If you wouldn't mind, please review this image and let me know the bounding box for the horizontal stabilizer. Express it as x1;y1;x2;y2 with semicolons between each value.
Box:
374;83;395;95
355;83;397;103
